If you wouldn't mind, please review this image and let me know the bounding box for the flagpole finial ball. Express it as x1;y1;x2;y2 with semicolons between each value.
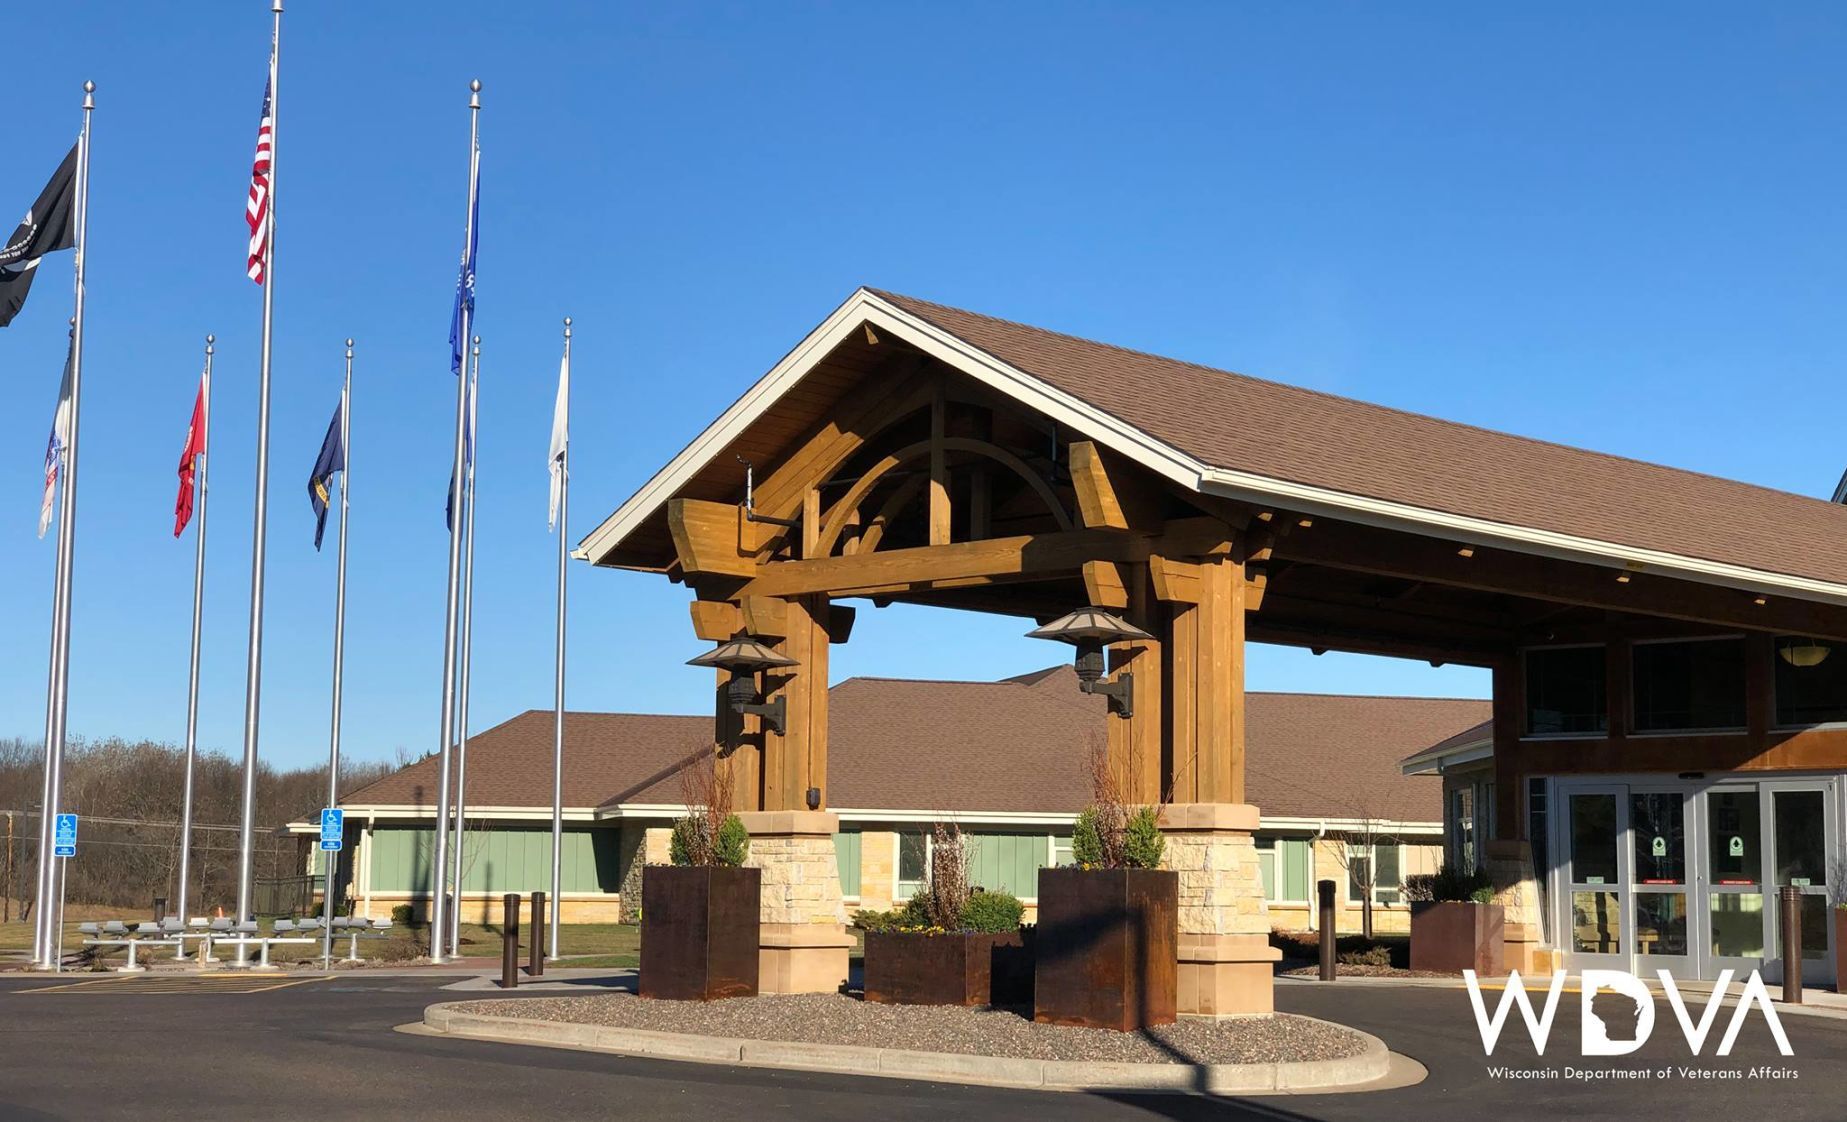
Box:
346;338;355;348
563;316;572;327
473;335;481;346
84;80;94;93
471;79;482;93
206;334;215;345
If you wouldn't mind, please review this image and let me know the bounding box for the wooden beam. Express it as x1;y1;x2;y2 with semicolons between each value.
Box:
738;527;1151;599
689;600;742;641
801;489;821;559
1083;560;1129;609
740;596;789;639
929;380;950;546
1245;620;1501;666
1149;555;1201;603
1070;441;1129;531
748;358;935;525
1276;519;1847;641
668;498;755;578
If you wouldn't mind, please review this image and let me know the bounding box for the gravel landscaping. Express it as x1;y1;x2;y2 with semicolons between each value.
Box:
448;992;1369;1065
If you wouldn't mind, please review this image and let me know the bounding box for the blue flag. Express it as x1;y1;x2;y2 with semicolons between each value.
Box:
309;400;346;551
445;373;474;531
447;151;478;376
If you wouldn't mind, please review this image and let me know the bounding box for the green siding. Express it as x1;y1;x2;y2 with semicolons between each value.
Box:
368;826;619;893
833;832;862;896
1281;838;1311;902
966;833;1046;898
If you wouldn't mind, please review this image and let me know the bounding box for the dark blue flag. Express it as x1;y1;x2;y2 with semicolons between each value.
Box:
445;371;475;531
308;400;346;550
447;152;478;376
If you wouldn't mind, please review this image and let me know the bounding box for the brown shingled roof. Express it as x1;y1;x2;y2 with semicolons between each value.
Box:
340;669;1480;825
873;290;1847;589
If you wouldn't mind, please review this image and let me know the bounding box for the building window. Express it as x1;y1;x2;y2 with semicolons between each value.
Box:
1347;842;1402;905
1450;787;1475;871
1632;637;1746;732
1050;834;1074;868
897;832;928;899
1524;646;1607;735
1773;636;1847;726
1256;837;1277;900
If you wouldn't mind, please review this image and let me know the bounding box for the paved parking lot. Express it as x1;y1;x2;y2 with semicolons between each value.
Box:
2;971;1844;1120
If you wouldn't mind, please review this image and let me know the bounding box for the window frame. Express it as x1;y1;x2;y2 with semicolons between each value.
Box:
1770;634;1847;731
1344;840;1405;907
1628;633;1749;736
1521;643;1610;740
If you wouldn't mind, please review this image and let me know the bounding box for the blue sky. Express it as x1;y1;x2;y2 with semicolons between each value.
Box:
6;2;1847;772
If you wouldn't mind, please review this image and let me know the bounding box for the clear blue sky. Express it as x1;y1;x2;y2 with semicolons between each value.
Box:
6;2;1846;772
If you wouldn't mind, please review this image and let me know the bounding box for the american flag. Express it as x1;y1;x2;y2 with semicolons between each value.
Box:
245;68;273;285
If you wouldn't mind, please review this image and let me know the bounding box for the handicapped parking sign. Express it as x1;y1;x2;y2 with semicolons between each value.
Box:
319;807;344;852
53;813;77;858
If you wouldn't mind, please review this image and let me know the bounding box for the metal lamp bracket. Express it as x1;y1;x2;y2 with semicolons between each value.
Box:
1079;672;1134;719
739;695;787;736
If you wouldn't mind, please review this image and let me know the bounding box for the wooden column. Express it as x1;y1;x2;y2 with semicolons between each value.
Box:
1108;562;1163;805
1162;549;1246;805
1491;658;1522;841
765;594;831;811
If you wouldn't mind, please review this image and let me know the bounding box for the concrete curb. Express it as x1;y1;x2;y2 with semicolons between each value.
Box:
419;1001;1396;1095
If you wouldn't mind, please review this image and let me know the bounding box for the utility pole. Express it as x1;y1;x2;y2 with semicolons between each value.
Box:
4;811;14;924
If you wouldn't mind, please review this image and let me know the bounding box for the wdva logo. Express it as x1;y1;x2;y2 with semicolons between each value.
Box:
1463;970;1794;1057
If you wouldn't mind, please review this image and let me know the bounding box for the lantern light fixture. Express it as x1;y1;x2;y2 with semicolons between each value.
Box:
688;636;798;734
1025;606;1153;717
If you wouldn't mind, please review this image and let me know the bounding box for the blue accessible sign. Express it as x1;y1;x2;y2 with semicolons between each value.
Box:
319;807;344;852
53;813;77;858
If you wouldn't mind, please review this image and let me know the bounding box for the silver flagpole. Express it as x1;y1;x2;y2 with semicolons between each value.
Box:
447;336;478;958
430;80;480;963
176;334;214;953
30;322;74;969
36;84;95;971
550;317;570;959
323;338;352;966
235;2;283;960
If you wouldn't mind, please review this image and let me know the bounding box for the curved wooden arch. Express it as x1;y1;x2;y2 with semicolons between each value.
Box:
845;473;926;556
815;437;1073;558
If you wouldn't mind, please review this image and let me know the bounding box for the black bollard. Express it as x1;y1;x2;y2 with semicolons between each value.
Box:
1780;885;1803;1005
500;893;520;989
528;890;545;977
1318;879;1337;981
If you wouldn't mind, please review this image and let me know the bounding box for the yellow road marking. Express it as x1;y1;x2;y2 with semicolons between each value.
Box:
24;974;328;994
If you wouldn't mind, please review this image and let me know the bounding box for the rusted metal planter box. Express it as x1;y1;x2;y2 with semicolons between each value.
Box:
639;865;760;1001
1409;900;1505;975
1834;908;1847;993
1033;867;1177;1030
863;929;1032;1007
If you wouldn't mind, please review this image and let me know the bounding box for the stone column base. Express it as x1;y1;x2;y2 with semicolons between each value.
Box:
1503;922;1543;975
1159;803;1278;1018
1177;933;1282;1018
759;922;855;994
739;809;850;995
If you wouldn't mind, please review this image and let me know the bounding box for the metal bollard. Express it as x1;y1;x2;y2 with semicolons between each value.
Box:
529;890;545;977
1317;879;1337;981
500;893;520;989
153;896;167;923
1780;885;1803;1005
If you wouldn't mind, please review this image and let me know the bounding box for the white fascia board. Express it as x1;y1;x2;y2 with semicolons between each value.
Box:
1399;738;1496;776
575;288;1847;609
599;803;1078;828
315;805;602;825
1260;815;1444;837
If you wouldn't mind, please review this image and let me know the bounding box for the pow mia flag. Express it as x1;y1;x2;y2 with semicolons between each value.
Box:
0;143;78;328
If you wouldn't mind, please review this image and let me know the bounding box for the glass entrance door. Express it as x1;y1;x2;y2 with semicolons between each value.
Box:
1764;784;1835;986
1630;789;1694;978
1565;788;1627;970
1703;786;1767;976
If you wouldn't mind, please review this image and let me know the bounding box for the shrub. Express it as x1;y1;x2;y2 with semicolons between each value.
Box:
671;811;749;867
715;814;749;867
1339;945;1393;968
1413;863;1495;903
390;904;415;926
852;908;906;933
1122;806;1164;869
1072;806;1105;867
960;890;1024;934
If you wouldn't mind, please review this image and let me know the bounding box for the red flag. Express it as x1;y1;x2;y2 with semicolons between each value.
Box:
174;374;207;537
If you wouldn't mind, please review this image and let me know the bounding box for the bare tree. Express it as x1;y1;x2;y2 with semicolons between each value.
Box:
1331;815;1401;940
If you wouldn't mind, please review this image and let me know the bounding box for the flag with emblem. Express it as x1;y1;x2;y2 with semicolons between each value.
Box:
0;143;78;328
308;399;345;550
38;330;75;537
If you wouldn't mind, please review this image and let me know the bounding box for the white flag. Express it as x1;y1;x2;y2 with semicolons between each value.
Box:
37;338;74;538
547;346;569;531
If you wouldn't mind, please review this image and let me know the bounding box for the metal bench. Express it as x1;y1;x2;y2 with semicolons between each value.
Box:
79;918;180;973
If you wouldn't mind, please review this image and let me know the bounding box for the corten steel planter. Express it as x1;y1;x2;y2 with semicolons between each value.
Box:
1834;908;1847;994
1409;900;1506;975
1033;867;1178;1031
863;929;1032;1007
639;865;760;1001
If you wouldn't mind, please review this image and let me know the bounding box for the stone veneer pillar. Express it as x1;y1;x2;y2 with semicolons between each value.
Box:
1159;803;1280;1017
739;809;854;993
1485;838;1545;973
856;831;898;913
